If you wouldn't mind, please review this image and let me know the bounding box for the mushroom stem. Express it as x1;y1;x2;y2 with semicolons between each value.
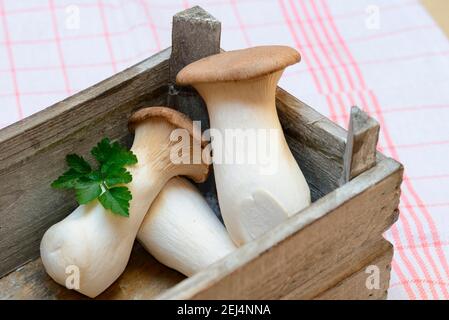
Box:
177;46;311;246
40;107;208;298
137;177;236;277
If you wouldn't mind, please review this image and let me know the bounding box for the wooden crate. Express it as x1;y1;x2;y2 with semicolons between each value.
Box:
0;7;402;300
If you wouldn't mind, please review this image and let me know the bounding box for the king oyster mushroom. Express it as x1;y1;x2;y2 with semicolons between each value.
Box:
41;107;209;298
137;177;236;277
176;46;311;245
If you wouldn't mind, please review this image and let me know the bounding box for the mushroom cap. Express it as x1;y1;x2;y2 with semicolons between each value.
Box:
128;106;209;183
176;45;300;85
129;106;191;133
128;107;202;144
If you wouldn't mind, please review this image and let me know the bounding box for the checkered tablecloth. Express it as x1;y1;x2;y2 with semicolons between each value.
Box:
1;0;448;300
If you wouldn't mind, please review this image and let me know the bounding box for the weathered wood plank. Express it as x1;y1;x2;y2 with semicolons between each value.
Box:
0;49;171;278
276;90;384;200
277;88;346;200
340;106;380;185
314;243;393;300
0;243;184;300
168;5;222;215
169;6;221;86
157;158;402;299
282;239;392;300
168;5;220;128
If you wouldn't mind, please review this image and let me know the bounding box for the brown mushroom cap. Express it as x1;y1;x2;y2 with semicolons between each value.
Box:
129;106;193;134
128;106;209;183
176;46;300;85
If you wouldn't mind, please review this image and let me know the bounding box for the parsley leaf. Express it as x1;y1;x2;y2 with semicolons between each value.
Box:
92;138;137;167
66;154;92;174
75;179;102;204
51;137;137;217
103;164;132;187
99;187;132;217
51;169;84;189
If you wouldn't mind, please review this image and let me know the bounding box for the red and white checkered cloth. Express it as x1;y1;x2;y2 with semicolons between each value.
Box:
1;0;448;300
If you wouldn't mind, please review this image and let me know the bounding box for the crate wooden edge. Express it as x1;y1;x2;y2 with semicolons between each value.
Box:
157;157;402;299
313;240;393;300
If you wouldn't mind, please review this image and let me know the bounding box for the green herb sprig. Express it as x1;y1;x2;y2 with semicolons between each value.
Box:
51;138;138;217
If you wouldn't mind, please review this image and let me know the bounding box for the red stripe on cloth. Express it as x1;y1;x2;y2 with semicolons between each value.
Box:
321;1;449;298
390;279;449;289
0;47;158;75
318;0;436;299
309;0;357;107
0;15;436;46
332;104;449;118
98;0;117;73
382;139;449;150
140;0;162;51
0;0;24;119
0;90;66;97
406;174;449;181
48;0;71;95
284;50;449;78
277;0;324;94
317;0;367;87
369;90;449;299
331;0;418;21
285;0;339;122
230;0;252;46
348;24;437;44
396;240;449;251
390;221;432;298
328;1;449;298
391;260;417;300
402;202;449;209
298;0;350;124
392;198;442;299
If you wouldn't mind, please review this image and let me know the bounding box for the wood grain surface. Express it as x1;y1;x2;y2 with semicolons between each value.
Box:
341;106;380;185
0;244;184;300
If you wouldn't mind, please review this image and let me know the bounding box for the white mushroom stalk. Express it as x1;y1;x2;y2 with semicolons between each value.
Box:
40;107;209;298
177;46;311;246
137;177;236;277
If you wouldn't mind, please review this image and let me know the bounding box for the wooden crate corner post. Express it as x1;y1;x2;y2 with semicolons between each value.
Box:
340;106;380;185
167;6;222;215
168;5;221;128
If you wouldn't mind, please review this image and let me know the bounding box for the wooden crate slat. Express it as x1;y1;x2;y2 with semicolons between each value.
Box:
314;243;393;300
276;88;346;200
341;106;380;185
157;157;402;299
0;244;184;300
